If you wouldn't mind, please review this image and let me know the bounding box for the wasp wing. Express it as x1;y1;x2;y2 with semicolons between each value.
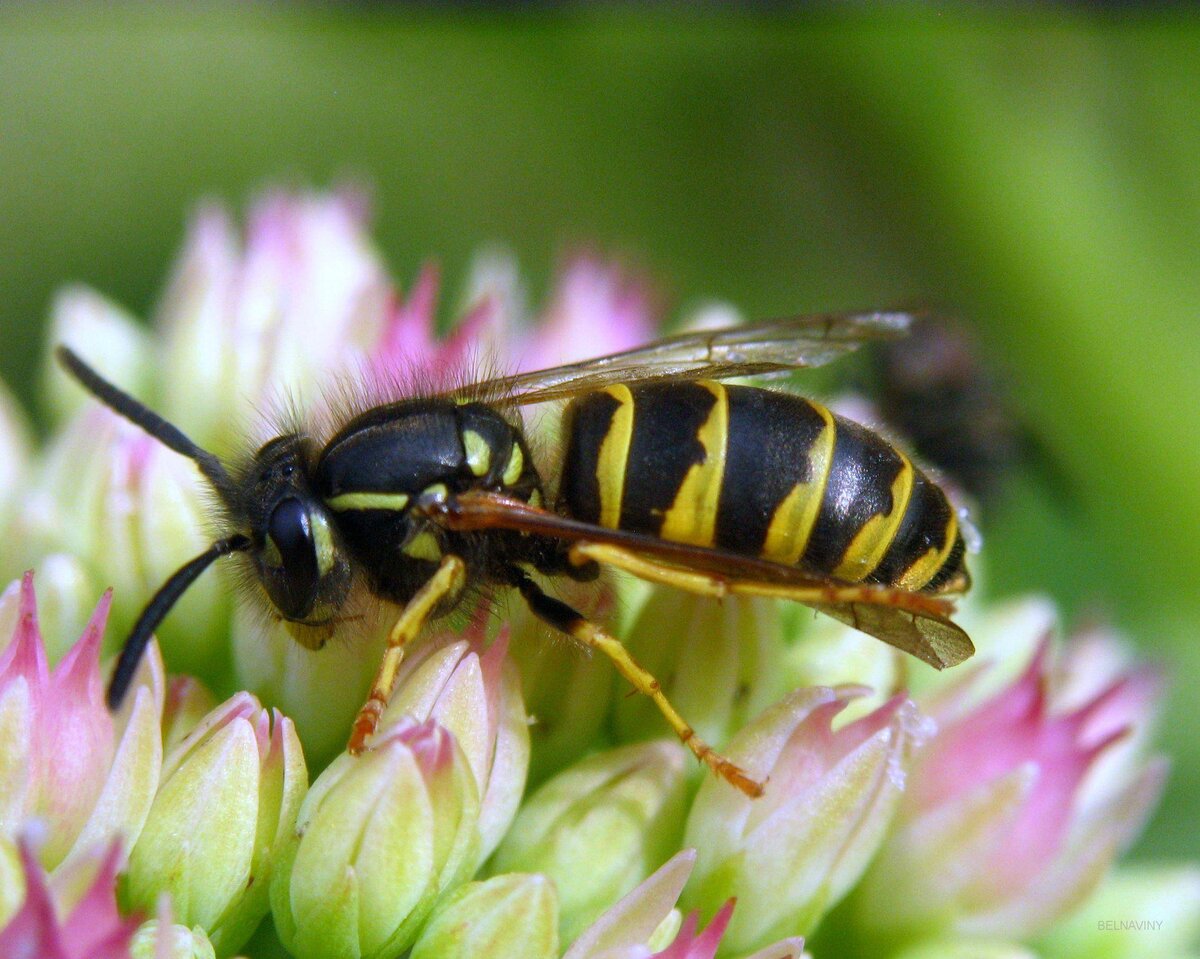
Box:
458;311;914;407
426;491;973;670
808;602;974;671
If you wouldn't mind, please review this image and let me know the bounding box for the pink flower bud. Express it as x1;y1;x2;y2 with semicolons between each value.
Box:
858;637;1167;941
0;837;140;959
0;574;162;878
515;256;657;371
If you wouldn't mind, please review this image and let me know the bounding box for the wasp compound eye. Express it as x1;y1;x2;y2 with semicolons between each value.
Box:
265;497;320;620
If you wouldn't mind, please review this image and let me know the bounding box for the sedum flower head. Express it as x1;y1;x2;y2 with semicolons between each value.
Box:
124;691;307;955
270;717;480;959
2;187;1191;959
0;572;163;880
683;687;929;953
491;740;690;945
856;634;1167;943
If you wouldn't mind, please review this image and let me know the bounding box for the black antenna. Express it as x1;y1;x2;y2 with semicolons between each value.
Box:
55;345;239;504
106;535;250;710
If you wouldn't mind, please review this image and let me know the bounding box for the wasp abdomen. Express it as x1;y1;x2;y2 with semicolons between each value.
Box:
559;381;965;593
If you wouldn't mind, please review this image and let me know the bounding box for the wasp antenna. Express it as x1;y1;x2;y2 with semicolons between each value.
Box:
55;345;239;503
105;535;250;711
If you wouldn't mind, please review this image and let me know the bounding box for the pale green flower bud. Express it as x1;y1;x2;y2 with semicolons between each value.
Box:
491;740;689;944
126;692;307;955
613;593;791;755
1035;865;1200;959
13;409;231;680
43;285;153;426
683;688;927;952
271;718;480;959
131;919;219;959
380;629;529;862
409;873;559;959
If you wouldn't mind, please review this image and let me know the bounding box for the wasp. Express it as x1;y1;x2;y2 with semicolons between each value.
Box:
869;315;1070;509
58;310;972;797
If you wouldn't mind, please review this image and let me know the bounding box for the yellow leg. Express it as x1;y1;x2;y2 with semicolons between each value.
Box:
348;555;467;754
568;540;972;670
569;541;948;610
574;617;765;798
508;567;764;798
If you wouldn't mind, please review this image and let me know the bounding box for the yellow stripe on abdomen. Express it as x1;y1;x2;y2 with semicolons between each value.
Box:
761;401;836;565
595;384;635;529
897;508;959;591
833;451;915;582
660;381;729;547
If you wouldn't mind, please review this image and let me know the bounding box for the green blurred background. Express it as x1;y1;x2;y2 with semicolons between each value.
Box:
1;8;1197;856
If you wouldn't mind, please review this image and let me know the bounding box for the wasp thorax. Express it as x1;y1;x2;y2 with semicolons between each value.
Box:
243;435;352;626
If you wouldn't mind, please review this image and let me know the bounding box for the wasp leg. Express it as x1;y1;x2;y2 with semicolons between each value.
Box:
568;541;945;612
506;566;765;799
566;540;972;672
348;554;467;755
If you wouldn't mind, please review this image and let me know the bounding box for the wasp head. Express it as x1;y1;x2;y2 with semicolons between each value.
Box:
236;435;352;636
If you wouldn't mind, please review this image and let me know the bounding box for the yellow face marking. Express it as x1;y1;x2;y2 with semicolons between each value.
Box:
528;488;542;508
897;509;959;591
403;531;442;562
833;452;915;582
423;483;449;502
463;430;492;477
595;384;635;529
762;401;836;565
502;442;525;486
327;491;410;512
309;509;336;575
660;381;728;548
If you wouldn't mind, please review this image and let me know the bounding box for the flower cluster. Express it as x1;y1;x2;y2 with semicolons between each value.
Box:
0;190;1193;959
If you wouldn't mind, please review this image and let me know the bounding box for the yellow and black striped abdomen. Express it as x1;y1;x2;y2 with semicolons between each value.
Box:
558;381;966;593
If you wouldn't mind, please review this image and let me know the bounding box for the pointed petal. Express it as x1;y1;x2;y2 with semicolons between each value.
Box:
564;850;697;959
